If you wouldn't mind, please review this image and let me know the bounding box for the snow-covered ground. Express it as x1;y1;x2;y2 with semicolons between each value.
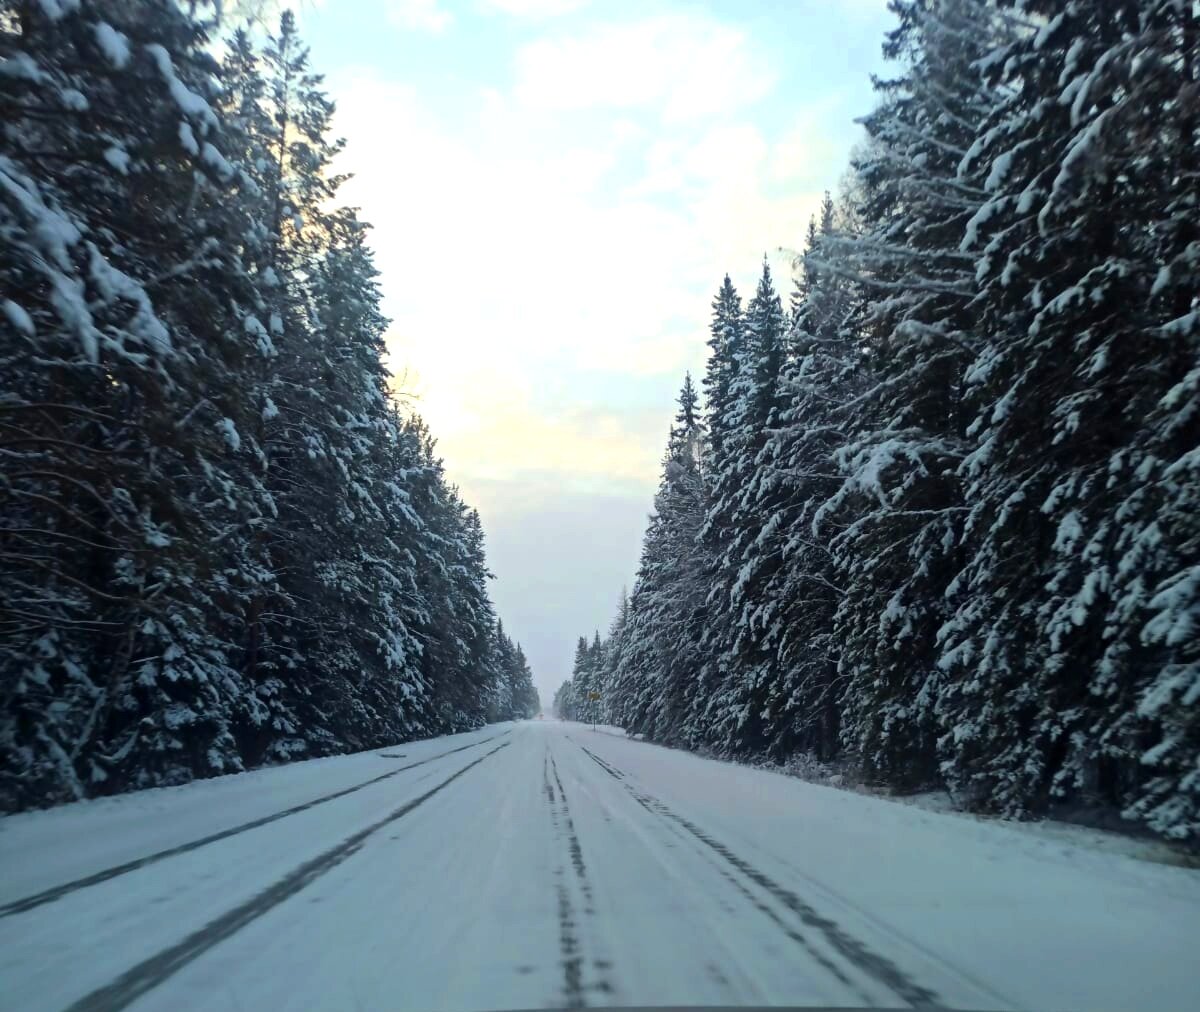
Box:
2;720;1198;1012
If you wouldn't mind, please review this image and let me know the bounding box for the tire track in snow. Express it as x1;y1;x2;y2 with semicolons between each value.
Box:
545;748;586;1009
543;749;557;805
575;742;945;1009
679;829;872;1001
64;740;512;1012
555;877;586;1009
550;753;594;911
573;743;866;998
544;746;614;1008
1;729;511;918
575;742;623;781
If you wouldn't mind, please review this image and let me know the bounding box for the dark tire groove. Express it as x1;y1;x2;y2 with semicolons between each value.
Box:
1;729;510;918
586;745;945;1009
64;740;511;1012
549;754;594;908
592;751;868;1000
544;749;557;805
545;744;617;1007
686;831;870;1000
556;879;586;1009
547;745;587;1009
577;744;623;780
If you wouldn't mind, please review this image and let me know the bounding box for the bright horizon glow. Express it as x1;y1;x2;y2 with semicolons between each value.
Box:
297;0;895;702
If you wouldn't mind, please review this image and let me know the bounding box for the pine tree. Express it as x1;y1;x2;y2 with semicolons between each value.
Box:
596;588;630;725
937;0;1200;837
1;3;526;809
703;275;745;467
700;261;791;756
510;643;539;718
586;0;1199;846
816;0;1005;787
1;0;270;805
552;678;578;721
739;202;859;763
488;620;515;721
402;417;497;735
611;375;712;744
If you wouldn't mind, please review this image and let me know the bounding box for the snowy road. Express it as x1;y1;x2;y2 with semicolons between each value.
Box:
2;721;1198;1012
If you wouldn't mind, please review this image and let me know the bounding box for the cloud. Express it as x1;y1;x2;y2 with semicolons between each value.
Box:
769;95;854;191
479;0;589;17
513;13;776;123
388;0;453;34
326;41;835;682
315;2;888;683
328;65;827;504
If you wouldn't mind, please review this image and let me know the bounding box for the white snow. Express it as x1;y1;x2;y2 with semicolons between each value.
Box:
178;121;199;156
86;242;171;353
244;313;275;356
93;22;131;70
102;145;130;174
985;144;1022;192
217;417;241;452
1160;309;1198;338
1;721;1196;1012
1034;11;1065;50
0;52;46;83
145;44;219;131
1042;111;1113;232
0;156;82;270
1053;509;1084;551
0;724;514;908
58;88;89;111
49;272;99;363
201;141;234;180
1151;264;1172;298
2;298;34;336
36;0;79;21
960;194;1003;251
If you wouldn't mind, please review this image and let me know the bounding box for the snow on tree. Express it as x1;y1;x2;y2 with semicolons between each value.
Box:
934;0;1199;840
612;375;712;745
699;261;793;757
812;0;1009;788
588;0;1199;845
0;0;276;806
1;2;528;811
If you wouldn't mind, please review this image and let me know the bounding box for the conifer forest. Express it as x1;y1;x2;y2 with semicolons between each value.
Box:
554;0;1200;844
2;1;1198;849
1;2;538;813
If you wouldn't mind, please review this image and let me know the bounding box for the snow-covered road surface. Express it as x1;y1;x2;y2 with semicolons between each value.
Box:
2;720;1197;1012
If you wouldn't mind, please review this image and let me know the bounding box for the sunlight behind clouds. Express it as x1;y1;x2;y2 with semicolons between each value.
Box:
479;0;591;16
388;0;453;34
328;8;840;504
313;0;893;687
513;12;776;123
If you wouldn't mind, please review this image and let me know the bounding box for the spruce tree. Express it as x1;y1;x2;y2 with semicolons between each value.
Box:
1;0;269;804
937;0;1200;837
701;262;790;756
820;0;1005;787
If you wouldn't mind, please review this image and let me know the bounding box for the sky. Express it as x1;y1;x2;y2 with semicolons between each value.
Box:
295;0;897;704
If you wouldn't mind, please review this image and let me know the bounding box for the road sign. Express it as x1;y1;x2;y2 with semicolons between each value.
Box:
588;692;601;701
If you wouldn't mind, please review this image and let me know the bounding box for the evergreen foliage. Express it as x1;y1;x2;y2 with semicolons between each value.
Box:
555;0;1200;845
0;0;537;812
